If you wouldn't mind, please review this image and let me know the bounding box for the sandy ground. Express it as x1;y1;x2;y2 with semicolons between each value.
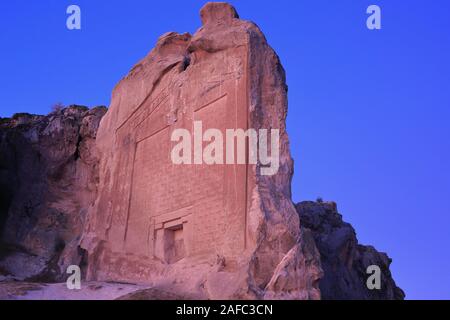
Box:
0;281;151;300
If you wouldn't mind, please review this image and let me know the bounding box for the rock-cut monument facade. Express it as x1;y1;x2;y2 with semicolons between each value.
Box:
80;2;322;299
0;2;404;300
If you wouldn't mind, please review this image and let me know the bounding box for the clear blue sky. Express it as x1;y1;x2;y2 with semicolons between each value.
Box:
1;1;449;299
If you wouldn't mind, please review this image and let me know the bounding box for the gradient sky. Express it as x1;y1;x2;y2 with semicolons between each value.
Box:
1;1;449;299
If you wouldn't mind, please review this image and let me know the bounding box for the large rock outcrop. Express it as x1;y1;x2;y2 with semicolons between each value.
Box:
0;2;404;300
296;201;405;300
80;2;322;300
0;106;106;281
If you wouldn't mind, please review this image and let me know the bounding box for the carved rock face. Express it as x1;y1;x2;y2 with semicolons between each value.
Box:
80;2;322;299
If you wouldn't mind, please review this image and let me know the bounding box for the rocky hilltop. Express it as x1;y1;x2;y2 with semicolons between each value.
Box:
296;202;404;300
0;2;403;300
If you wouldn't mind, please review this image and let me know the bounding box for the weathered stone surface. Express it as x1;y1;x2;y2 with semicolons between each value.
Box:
80;2;322;299
296;201;405;300
0;2;405;300
0;106;106;281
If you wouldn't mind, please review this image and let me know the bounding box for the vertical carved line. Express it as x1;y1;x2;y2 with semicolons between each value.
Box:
123;141;138;245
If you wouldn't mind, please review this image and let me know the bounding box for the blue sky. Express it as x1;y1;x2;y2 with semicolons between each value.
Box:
1;1;449;299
